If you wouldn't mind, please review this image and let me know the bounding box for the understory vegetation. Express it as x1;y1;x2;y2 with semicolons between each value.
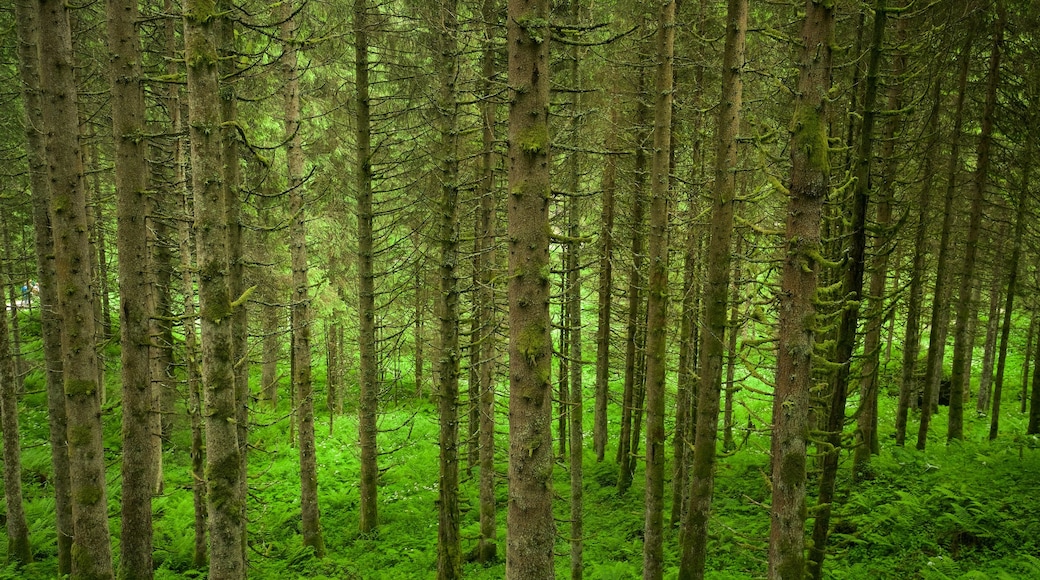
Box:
3;310;1039;579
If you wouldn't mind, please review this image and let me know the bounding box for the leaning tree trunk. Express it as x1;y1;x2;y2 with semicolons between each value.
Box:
36;0;115;576
505;0;555;576
947;3;1004;443
767;1;834;579
678;0;746;576
13;1;73;571
185;0;245;575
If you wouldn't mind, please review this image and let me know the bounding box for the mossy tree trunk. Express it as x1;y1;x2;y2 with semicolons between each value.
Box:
505;0;554;576
678;0;745;577
642;2;675;578
433;0;462;575
355;0;380;535
105;0;155;575
947;2;1004;443
475;0;500;561
184;0;245;574
767;1;834;579
808;3;887;576
13;6;71;570
36;0;116;576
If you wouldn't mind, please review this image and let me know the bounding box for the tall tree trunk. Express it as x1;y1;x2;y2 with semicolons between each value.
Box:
593;98;618;463
678;0;745;576
1022;313;1036;414
355;0;380;534
475;0;499;563
106;0;155;574
767;1;834;579
896;76;941;446
36;0;116;576
434;0;462;575
917;27;975;449
723;234;743;453
977;264;1004;414
185;0;245;574
505;0;554;576
617;76;648;492
642;3;675;578
990;143;1031;440
280;0;325;557
947;3;1004;443
14;50;55;505
0;278;31;565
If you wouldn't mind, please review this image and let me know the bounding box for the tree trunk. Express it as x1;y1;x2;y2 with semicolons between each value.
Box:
185;0;245;574
1022;313;1036;414
281;0;325;557
475;0;499;561
990;143;1031;439
12;3;72;573
593;98;618;463
767;1;834;579
505;0;554;575
106;0;155;574
917;27;975;450
434;0;462;575
678;0;745;576
947;4;1003;443
977;266;1004;414
355;0;380;534
642;3;675;579
36;0;116;575
0;278;31;565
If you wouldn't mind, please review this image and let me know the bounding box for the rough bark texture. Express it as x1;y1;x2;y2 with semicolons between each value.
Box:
13;1;74;572
505;0;555;576
434;0;462;575
677;0;744;576
642;3;675;578
106;0;155;575
355;0;380;534
475;0;499;562
767;1;833;579
948;4;1003;443
36;0;116;576
977;270;1004;414
184;0;245;574
281;0;325;556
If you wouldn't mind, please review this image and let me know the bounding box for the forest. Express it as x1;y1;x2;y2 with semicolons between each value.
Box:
2;0;1040;578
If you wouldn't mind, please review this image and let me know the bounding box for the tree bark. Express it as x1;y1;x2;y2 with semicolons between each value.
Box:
106;0;156;574
947;3;1004;443
184;0;245;574
678;0;745;576
505;0;555;575
36;0;116;576
355;0;380;534
0;278;31;565
593;99;618;463
767;1;834;579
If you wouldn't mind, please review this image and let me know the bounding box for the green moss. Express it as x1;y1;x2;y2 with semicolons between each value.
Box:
517;124;549;156
208;450;243;526
790;104;830;174
68;426;93;447
65;378;97;397
74;484;103;506
516;323;546;362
